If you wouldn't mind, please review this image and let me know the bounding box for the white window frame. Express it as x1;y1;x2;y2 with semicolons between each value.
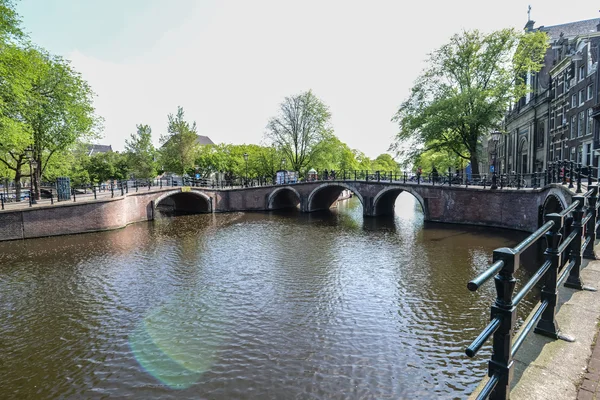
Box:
588;84;594;101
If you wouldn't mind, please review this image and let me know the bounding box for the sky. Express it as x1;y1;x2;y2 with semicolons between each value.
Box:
16;0;600;158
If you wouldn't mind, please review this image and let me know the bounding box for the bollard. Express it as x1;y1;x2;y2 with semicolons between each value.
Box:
1;194;4;210
50;192;53;205
111;182;114;198
73;188;76;202
160;179;162;189
93;186;97;199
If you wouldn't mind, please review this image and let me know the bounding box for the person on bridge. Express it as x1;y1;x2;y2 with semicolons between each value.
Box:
417;167;422;183
432;166;439;184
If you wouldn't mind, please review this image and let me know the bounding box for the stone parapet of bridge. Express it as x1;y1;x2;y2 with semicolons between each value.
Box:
0;181;575;242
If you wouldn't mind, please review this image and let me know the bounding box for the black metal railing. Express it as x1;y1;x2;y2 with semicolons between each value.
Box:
465;185;599;399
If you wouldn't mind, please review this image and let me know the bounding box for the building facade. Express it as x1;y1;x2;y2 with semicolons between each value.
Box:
499;17;600;178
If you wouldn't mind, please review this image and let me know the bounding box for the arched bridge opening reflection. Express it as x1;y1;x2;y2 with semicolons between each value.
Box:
156;191;211;216
268;187;301;211
307;183;363;213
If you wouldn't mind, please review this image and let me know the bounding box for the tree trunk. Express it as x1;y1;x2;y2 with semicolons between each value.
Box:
470;154;480;176
34;156;41;201
14;169;22;202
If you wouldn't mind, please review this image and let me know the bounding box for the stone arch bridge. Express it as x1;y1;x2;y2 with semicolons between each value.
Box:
151;181;574;232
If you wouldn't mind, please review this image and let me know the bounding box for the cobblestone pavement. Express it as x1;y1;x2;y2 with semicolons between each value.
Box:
578;335;600;400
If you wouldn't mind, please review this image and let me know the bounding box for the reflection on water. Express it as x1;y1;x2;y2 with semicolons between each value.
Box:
0;193;534;399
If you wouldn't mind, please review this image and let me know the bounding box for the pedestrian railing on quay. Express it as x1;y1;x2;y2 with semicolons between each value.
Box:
465;185;600;399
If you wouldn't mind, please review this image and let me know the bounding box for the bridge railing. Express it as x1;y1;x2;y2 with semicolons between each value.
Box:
464;184;599;399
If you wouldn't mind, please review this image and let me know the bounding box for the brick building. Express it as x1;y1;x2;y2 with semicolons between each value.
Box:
499;17;600;178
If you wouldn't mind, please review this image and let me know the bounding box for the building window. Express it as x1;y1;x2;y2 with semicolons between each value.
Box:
580;65;585;81
537;120;544;148
588;84;594;101
572;93;578;108
580;90;585;105
571;115;577;138
557;108;563;127
571;147;576;161
588;109;593;135
578;111;584;137
550;112;555;130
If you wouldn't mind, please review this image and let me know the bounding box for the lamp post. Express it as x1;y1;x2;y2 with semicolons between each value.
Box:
243;152;249;187
490;131;501;190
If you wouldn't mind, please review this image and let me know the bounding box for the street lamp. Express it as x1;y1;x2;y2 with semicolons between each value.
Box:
490;131;501;190
243;152;249;187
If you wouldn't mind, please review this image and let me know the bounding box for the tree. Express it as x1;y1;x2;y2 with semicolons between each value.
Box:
23;50;100;200
371;154;400;173
125;124;157;179
159;106;199;175
266;90;332;172
85;152;128;183
391;29;548;175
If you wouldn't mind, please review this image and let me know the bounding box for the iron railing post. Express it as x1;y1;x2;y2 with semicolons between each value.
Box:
565;196;585;289
534;213;563;339
448;168;452;187
487;248;518;400
584;185;598;258
569;161;574;188
577;163;582;194
588;166;593;187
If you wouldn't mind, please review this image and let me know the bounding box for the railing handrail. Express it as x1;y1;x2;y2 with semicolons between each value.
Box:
465;184;599;399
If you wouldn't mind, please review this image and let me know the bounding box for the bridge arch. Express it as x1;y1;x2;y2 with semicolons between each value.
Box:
541;192;567;223
154;190;213;214
306;182;364;213
267;186;302;210
372;186;428;218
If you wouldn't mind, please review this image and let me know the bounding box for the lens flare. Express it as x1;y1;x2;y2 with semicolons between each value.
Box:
129;296;221;388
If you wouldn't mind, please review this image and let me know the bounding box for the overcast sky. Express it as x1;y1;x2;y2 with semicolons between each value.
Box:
17;0;600;158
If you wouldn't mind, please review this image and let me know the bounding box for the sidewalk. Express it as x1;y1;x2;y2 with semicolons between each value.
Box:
577;332;600;399
509;253;600;399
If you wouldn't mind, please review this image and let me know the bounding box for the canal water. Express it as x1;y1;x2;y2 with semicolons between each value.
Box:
0;194;535;399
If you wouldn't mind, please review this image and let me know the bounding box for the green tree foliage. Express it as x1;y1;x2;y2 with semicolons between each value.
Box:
25;50;100;198
84;152;129;183
370;154;400;173
159;106;199;175
266;90;332;172
125;124;157;179
392;29;548;175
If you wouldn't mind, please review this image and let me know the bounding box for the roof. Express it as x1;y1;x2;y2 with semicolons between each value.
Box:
87;144;112;156
196;135;214;145
539;18;600;40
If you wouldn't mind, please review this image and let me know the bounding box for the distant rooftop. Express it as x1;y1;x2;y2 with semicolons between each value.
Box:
196;135;214;145
87;144;112;156
539;18;600;40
